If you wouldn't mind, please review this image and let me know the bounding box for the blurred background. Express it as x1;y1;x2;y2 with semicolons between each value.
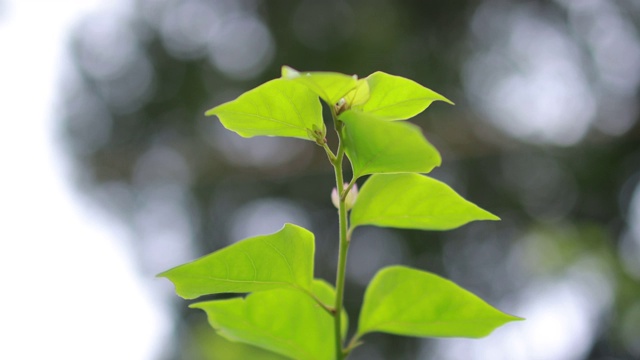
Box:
2;0;640;359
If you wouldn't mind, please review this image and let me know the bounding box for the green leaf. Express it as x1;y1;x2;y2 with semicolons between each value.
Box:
357;266;522;339
205;78;324;141
350;173;499;231
190;325;288;360
282;65;358;107
343;78;370;108
191;280;346;360
339;110;441;179
158;223;314;299
357;72;453;121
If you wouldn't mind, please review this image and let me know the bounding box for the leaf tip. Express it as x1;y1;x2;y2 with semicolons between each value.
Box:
204;107;218;117
486;212;501;221
477;206;501;222
441;96;455;106
481;313;525;336
281;65;300;79
433;153;443;169
156;276;197;300
188;302;204;310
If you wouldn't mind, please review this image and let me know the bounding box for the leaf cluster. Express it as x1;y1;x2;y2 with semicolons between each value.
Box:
160;66;521;359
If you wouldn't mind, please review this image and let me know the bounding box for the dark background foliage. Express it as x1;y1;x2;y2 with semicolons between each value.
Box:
61;0;640;359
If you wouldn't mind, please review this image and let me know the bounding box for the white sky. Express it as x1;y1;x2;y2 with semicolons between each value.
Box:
0;1;168;359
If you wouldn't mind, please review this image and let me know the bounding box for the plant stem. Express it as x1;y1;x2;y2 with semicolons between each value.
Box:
343;334;363;357
300;287;336;316
333;158;349;360
341;178;357;201
322;142;337;163
332;117;350;360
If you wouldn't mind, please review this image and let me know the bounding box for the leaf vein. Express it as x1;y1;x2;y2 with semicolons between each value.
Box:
367;97;434;114
241;250;258;281
216;315;321;360
368;317;508;331
176;274;291;286
272;86;307;129
217;110;305;130
264;239;296;283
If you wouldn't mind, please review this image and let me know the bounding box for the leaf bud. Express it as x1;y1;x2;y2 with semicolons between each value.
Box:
331;183;359;210
334;98;348;115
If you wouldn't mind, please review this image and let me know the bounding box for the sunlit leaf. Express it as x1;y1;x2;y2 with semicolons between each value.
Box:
282;65;358;107
190;325;287;360
158;224;314;299
192;280;346;360
357;266;522;339
205;78;324;141
350;173;499;231
358;72;453;120
340;110;441;179
343;78;370;108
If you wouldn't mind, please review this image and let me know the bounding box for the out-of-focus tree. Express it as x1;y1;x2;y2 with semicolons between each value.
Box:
60;0;640;359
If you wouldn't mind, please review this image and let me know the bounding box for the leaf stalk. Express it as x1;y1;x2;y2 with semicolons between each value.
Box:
332;113;351;360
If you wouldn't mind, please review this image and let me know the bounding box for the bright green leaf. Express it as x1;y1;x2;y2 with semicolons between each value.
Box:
158;223;314;299
350;173;499;231
358;72;453;121
190;325;287;360
205;78;324;141
357;266;522;338
343;78;370;108
282;65;357;107
191;280;346;360
339;110;441;179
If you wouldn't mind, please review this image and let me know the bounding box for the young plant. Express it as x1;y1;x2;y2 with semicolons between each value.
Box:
159;66;522;359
